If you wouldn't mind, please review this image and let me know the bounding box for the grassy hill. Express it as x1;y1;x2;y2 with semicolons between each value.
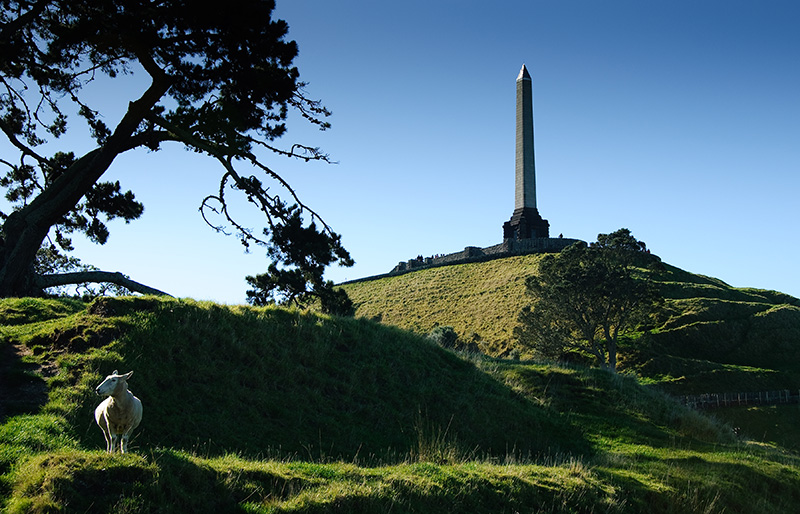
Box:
342;255;542;353
1;295;799;512
341;255;800;395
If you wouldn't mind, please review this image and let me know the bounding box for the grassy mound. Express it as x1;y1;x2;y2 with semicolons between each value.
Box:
628;264;800;394
1;296;590;461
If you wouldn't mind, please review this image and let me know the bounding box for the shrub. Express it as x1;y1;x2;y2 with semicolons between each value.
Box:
428;326;460;349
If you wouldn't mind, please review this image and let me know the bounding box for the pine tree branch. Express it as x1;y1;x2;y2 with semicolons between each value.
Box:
35;271;171;296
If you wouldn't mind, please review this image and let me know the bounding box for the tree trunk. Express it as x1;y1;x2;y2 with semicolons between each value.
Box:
0;77;171;297
0;147;124;296
604;327;618;373
0;150;106;296
606;345;617;372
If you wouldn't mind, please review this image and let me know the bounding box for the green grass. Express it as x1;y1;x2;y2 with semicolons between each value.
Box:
342;254;544;354
2;295;800;512
81;297;588;459
5;433;800;513
6;444;800;513
0;297;85;326
711;404;800;452
0;297;590;462
341;257;800;393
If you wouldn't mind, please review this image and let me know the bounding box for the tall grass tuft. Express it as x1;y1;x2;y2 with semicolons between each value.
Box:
408;412;477;465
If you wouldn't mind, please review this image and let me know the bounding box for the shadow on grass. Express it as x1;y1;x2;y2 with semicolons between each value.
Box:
0;343;48;423
67;299;594;463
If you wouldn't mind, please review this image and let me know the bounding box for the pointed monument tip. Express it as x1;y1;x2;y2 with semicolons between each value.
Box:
517;64;531;81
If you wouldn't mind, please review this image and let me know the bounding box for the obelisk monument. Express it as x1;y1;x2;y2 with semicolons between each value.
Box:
503;64;550;240
516;64;536;211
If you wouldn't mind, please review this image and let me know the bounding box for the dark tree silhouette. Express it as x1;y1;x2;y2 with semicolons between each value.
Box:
0;0;351;298
245;207;354;315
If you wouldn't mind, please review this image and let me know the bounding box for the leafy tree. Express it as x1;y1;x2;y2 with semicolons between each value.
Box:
514;229;662;371
0;0;351;298
593;227;646;254
244;208;354;315
592;227;661;269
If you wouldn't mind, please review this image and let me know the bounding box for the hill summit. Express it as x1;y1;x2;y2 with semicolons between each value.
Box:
341;253;800;395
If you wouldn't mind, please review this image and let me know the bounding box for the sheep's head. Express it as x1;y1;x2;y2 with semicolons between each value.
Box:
95;370;133;396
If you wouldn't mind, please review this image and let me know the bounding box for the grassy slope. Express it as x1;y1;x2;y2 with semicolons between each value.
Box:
341;257;800;395
1;296;799;512
342;255;543;355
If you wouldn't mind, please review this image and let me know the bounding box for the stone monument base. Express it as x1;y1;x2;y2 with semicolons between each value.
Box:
503;207;550;239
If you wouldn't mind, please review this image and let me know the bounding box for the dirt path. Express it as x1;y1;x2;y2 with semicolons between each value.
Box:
0;342;50;422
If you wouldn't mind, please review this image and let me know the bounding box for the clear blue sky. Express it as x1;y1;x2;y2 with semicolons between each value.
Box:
21;1;800;303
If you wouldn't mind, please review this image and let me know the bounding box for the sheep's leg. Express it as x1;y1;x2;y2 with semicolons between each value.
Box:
95;413;111;453
110;433;120;453
98;416;113;453
102;429;113;453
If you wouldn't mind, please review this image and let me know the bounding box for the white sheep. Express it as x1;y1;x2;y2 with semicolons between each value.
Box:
94;370;143;453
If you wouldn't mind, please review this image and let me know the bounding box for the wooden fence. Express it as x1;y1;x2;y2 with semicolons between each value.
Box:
681;390;800;410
